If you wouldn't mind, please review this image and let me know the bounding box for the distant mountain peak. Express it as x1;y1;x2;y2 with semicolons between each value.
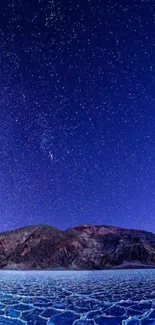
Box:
0;224;155;270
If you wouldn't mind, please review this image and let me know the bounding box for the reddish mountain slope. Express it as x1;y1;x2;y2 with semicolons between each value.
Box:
0;224;155;269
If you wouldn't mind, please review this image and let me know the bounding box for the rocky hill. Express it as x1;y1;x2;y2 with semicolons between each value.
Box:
0;224;155;270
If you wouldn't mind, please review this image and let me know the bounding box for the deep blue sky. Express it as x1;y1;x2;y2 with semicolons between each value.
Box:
0;0;155;232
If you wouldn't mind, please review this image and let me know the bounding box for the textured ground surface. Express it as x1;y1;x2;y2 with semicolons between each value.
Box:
0;270;155;324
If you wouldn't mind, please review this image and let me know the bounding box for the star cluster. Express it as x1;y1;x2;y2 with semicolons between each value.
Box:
0;0;155;232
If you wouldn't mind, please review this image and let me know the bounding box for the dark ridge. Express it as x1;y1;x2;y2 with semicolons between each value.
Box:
0;224;155;270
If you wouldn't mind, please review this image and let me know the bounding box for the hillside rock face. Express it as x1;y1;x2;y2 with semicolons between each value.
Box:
0;224;155;270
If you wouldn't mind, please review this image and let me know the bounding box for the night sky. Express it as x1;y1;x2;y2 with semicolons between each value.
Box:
0;0;155;233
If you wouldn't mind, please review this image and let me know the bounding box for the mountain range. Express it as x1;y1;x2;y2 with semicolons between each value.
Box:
0;224;155;270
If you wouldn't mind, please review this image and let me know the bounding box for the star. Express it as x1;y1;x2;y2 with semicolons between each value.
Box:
49;152;53;161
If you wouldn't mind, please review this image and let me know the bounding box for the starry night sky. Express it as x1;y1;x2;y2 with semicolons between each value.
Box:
0;0;155;233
